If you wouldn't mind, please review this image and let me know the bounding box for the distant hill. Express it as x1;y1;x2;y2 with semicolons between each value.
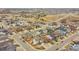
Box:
0;8;79;14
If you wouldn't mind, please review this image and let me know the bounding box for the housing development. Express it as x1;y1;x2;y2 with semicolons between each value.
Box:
0;8;79;51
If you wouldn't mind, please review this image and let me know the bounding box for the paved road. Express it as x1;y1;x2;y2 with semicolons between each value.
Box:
13;34;35;51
